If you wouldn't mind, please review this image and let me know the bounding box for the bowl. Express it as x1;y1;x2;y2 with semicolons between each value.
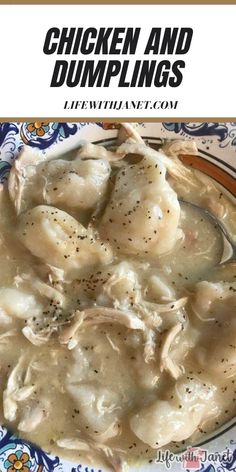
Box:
0;121;235;472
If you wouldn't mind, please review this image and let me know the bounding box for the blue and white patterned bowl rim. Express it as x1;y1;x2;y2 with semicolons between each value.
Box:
0;121;235;472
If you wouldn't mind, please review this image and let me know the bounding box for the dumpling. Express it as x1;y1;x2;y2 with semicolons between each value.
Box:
66;338;139;446
191;281;226;319
18;205;112;274
100;153;181;256
192;281;236;376
67;383;121;440
130;400;204;448
130;377;217;448
36;158;111;209
0;288;42;321
8;146;111;214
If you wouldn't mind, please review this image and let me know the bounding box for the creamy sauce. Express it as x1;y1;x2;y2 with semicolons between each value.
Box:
0;129;235;470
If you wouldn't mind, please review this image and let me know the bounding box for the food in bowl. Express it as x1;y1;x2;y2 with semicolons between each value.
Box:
0;123;235;470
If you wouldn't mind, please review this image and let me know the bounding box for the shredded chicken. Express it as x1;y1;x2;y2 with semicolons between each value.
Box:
160;322;184;379
3;356;35;422
143;328;156;363
117;139;195;185
60;307;146;348
162;139;198;158
57;438;90;451
32;278;66;307
57;437;127;472
121;122;144;143
22;326;53;346
8;147;44;215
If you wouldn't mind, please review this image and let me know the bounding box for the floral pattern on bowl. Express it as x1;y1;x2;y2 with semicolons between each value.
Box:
0;121;236;183
0;122;235;472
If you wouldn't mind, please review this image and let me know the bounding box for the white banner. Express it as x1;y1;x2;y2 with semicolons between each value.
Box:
0;4;235;118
